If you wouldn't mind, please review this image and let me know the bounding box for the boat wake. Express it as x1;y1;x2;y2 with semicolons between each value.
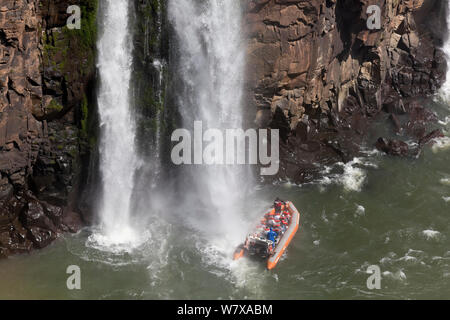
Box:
193;236;270;298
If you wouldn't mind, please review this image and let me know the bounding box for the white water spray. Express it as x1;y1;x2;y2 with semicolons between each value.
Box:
441;1;450;101
94;0;139;246
169;0;252;243
437;2;450;149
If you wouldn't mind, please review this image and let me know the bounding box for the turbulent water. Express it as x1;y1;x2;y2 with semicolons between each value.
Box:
0;114;449;299
92;0;139;246
0;0;450;300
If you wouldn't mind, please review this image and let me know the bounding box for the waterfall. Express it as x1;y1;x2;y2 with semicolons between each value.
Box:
94;0;139;246
152;59;164;171
169;0;251;240
441;0;450;101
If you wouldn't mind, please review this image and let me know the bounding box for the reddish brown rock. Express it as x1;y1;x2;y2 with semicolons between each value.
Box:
61;210;83;233
244;0;446;182
0;0;95;258
419;129;445;146
375;138;409;156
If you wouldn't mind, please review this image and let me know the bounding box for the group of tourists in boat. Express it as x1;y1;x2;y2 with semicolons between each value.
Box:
233;198;300;270
249;198;292;252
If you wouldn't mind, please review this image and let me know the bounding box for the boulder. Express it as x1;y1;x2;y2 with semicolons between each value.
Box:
21;196;57;233
419;129;445;146
27;227;56;249
62;211;83;233
375;138;409;156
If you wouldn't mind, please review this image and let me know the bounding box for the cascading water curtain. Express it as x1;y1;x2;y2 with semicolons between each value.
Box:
169;0;252;241
94;0;139;246
441;0;450;100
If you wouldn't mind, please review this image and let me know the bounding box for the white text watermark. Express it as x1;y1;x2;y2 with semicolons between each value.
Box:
171;121;280;176
66;265;81;290
67;5;81;30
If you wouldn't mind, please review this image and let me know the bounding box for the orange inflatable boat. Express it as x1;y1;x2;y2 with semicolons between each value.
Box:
233;201;300;270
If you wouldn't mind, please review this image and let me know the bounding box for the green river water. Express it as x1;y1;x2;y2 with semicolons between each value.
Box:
0;99;449;300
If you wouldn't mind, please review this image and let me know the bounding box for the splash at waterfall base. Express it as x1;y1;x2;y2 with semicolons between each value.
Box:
171;121;280;176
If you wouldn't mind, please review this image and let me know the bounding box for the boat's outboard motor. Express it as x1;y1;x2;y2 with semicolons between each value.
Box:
248;238;270;259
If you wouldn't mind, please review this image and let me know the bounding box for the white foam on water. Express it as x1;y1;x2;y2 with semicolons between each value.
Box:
438;116;450;126
440;178;450;186
398;255;418;263
67;228;153;267
87;228;150;253
360;147;383;157
318;176;332;193
431;256;449;262
380;256;392;265
340;158;367;192
320;176;333;185
383;270;407;281
321;212;329;223
422;229;442;240
355;205;366;217
381;252;398;265
317;158;373;192
145;222;173;283
407;249;425;255
193;235;268;297
396;270;407;281
431;137;450;153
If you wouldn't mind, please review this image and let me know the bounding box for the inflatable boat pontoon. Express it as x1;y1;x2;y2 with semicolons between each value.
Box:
233;201;300;270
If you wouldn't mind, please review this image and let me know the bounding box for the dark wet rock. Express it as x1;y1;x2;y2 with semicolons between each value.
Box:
27;227;57;249
408;105;438;124
42;202;63;227
61;211;83;233
389;114;402;132
419;129;445;146
0;0;96;258
400;104;440;144
0;177;14;201
0;232;12;249
21;193;57;233
375;138;409;157
384;99;407;115
0;190;84;254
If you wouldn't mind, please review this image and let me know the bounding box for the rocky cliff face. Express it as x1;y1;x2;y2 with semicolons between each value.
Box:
1;0;447;257
0;0;97;257
244;0;447;183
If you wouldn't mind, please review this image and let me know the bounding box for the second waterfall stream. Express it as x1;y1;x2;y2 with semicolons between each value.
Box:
168;0;254;244
91;0;140;247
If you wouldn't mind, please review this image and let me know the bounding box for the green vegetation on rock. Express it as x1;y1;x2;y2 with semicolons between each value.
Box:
42;0;98;76
80;95;89;137
46;99;64;114
70;0;99;49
